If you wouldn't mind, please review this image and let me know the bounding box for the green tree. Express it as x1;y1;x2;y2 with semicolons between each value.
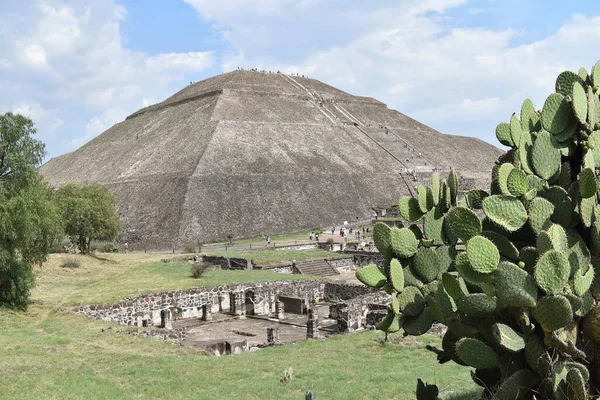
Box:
56;183;122;253
0;112;62;309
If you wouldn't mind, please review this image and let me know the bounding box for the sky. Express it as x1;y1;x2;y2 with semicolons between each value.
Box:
2;0;600;159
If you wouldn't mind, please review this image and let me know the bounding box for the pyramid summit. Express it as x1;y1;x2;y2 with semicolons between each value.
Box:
41;70;502;247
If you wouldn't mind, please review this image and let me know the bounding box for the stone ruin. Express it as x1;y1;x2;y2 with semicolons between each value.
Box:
73;280;390;356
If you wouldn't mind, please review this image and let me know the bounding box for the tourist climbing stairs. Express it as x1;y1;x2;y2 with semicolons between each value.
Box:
294;259;339;277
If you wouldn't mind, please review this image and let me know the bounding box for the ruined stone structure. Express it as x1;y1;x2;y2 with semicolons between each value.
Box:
41;70;503;247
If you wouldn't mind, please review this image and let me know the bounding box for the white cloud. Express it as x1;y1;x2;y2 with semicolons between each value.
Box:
1;0;214;157
185;0;600;144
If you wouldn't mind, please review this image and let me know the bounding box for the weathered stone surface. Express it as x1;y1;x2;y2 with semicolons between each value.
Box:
41;71;501;247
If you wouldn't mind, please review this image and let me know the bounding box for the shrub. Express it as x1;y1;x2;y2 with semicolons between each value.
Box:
190;262;209;279
60;257;82;269
326;238;335;245
182;243;197;254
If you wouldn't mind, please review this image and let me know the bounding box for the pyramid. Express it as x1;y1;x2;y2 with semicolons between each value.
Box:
41;70;502;247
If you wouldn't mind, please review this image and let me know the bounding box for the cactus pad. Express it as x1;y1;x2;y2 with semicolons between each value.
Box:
533;295;573;332
566;368;587;400
397;286;425;317
510;114;522;147
423;206;446;245
389;258;404;292
356;264;387;288
457;293;498;317
412;247;440;283
482;195;528;232
572;81;588;124
465;189;488;209
525;335;552;377
442;273;468;301
578;168;596;199
496;122;513;146
507;168;528;197
492;369;539;400
573;265;594;296
430;172;440;206
491;323;525;352
448;169;459;205
542;93;572;134
376;312;401;333
532;130;561;180
446;206;481;242
373;222;392;257
528;196;554;234
390;227;418;259
481;231;519;261
455;338;499;369
417;184;433;213
399;196;423;222
534;250;570;294
403;307;434;336
497;163;514;195
494;261;537;308
537;224;568;254
454;252;492;285
466;235;500;274
556;70;583;96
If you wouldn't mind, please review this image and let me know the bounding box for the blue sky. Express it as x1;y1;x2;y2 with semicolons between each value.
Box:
2;0;600;159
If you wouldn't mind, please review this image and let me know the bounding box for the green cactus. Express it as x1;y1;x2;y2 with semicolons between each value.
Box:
397;286;425;317
532;130;562;179
423;206;446;245
417;184;433;213
376;312;401;333
399;196;424;222
355;264;387;288
506;168;528;197
481;231;518;261
524;335;552;377
403;307;434;336
572;81;588;124
490;323;525;352
492;369;539;400
482;195;528;232
494;261;537;308
373;222;393;257
359;62;600;400
412;247;440;283
455;338;499;369
495;122;513;147
534;250;570;294
390;227;418;259
445;206;481;242
389;258;404;292
566;368;587;400
533;295;572;332
466;235;500;274
456;293;499;317
578;167;596;198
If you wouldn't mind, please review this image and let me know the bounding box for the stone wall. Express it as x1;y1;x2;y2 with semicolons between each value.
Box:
323;282;378;302
326;256;354;269
73;280;326;327
201;255;250;270
329;292;390;332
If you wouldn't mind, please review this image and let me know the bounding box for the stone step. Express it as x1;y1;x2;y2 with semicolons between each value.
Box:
295;260;339;277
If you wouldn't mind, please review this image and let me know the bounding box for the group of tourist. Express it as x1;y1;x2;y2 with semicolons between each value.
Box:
235;66;308;78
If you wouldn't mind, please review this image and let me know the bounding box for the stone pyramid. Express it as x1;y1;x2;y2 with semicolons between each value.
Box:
41;70;502;247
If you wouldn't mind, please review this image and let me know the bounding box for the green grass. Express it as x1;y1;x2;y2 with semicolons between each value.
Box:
0;252;481;399
202;248;333;265
32;254;314;307
0;308;479;400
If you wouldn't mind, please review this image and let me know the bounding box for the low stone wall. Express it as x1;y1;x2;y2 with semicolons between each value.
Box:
324;282;378;301
73;280;326;327
329;292;389;332
273;243;318;251
201;255;251;270
326;256;354;269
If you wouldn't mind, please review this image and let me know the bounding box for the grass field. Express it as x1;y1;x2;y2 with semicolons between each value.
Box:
0;253;479;399
201;248;333;265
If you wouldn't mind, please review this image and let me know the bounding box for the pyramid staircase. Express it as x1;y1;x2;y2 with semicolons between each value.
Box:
294;259;339;277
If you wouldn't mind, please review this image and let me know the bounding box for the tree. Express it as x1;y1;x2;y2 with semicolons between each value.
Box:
357;61;600;399
56;183;121;253
0;112;62;309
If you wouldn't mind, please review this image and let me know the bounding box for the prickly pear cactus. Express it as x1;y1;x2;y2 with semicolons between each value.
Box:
356;61;600;400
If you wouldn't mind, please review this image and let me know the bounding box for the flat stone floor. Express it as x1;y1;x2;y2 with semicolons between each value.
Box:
174;304;336;348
